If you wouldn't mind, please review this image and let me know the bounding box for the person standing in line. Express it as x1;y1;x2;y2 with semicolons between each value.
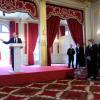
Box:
92;39;98;80
97;43;100;69
79;44;85;67
75;43;85;69
75;43;80;69
0;32;22;71
85;39;98;80
67;44;75;68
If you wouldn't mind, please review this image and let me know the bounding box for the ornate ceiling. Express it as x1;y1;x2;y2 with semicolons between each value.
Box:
71;0;98;3
30;0;98;3
23;0;98;3
0;0;99;21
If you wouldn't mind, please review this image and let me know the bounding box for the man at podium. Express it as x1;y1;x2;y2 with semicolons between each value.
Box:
0;32;22;71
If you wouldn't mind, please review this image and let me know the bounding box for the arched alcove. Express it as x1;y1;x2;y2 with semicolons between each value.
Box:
0;0;39;65
0;0;38;19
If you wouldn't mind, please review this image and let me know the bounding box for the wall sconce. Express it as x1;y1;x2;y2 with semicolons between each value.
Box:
97;29;100;35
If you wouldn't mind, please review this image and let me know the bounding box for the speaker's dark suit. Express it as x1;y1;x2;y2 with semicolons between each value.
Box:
3;37;22;70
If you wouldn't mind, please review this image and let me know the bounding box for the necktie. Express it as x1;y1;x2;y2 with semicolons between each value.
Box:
14;38;16;43
16;38;17;43
14;38;17;43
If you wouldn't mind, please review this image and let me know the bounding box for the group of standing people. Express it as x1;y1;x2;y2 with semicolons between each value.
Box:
85;39;99;80
67;43;85;69
67;39;100;80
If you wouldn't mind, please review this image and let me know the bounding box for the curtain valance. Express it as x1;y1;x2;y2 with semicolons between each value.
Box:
0;0;38;19
47;4;83;24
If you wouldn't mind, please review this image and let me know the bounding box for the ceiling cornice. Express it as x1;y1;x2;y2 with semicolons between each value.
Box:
78;0;98;2
46;0;88;10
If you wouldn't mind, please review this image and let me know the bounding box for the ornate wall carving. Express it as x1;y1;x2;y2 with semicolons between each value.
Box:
0;0;38;19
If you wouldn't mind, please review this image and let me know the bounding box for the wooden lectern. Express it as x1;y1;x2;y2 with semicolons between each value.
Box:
9;43;23;72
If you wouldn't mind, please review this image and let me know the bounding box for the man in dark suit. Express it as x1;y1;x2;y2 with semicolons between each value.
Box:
75;43;85;69
79;45;85;67
97;43;100;69
85;39;98;80
75;43;80;68
67;44;75;68
0;32;22;71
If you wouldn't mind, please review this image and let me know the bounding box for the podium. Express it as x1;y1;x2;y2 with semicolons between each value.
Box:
9;43;23;72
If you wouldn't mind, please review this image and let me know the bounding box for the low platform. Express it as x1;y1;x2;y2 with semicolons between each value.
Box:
0;65;74;86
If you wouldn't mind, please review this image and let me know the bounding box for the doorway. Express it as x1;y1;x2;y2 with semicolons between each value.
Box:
51;19;76;66
0;24;10;66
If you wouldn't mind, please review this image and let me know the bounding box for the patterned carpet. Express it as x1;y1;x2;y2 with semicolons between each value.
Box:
0;67;100;100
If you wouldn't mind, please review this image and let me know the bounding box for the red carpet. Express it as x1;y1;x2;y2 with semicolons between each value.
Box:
0;67;100;99
0;77;100;100
0;65;74;86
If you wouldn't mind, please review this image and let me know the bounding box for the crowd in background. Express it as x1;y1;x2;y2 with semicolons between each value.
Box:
67;43;85;69
67;39;100;80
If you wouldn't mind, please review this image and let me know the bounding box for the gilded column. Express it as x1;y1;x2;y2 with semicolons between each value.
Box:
39;0;47;66
84;2;92;45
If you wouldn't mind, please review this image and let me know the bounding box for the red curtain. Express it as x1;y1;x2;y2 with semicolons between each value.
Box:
9;21;15;38
47;16;60;66
56;28;60;39
9;21;19;36
28;23;38;65
67;19;83;46
47;4;83;24
24;23;28;54
60;26;65;36
0;51;1;60
16;23;19;35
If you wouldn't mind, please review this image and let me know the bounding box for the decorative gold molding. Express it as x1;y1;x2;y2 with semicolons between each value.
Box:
76;0;98;3
94;8;100;15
